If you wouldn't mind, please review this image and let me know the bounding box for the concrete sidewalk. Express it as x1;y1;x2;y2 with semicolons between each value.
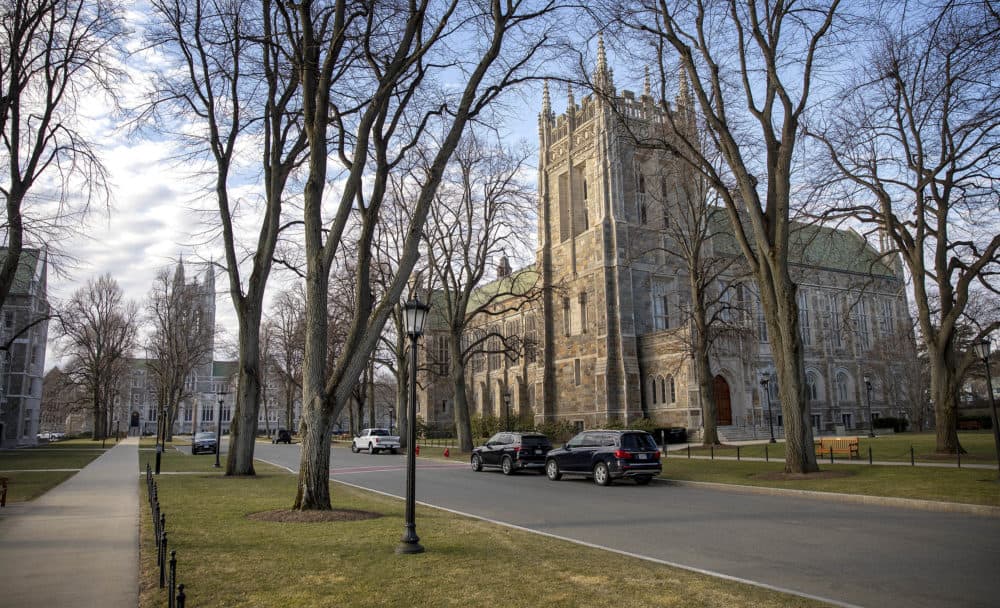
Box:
0;436;139;607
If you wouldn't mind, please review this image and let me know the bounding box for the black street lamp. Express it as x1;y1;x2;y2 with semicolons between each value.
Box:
155;406;165;474
215;390;227;469
973;338;1000;480
863;375;875;438
760;372;776;443
504;389;512;432
398;295;430;555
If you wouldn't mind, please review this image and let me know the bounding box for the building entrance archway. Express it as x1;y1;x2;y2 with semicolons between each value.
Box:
713;375;732;426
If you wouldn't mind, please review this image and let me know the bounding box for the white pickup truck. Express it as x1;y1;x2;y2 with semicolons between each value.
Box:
351;428;400;454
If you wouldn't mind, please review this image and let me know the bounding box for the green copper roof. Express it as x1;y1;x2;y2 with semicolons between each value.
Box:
0;248;43;295
710;212;896;277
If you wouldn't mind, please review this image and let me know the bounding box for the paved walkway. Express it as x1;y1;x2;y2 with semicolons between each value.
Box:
0;436;139;607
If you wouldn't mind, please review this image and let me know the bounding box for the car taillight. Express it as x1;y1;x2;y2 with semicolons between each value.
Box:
614;449;631;459
374;438;379;444
654;450;661;459
513;445;522;455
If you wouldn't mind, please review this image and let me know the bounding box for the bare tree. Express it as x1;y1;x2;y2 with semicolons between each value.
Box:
423;132;539;452
1;1;124;310
809;1;1000;453
283;0;562;510
56;274;138;440
144;265;214;442
143;0;309;474
263;286;306;432
601;0;845;473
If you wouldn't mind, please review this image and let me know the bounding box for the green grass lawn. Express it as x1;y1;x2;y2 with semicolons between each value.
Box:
681;431;998;464
140;461;828;608
662;458;1000;506
0;439;109;503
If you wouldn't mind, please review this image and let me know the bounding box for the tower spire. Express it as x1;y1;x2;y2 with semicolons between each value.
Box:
542;79;551;116
643;66;651;99
593;32;614;94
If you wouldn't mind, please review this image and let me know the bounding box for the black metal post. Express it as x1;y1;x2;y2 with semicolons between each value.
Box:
979;349;1000;480
761;376;776;443
159;530;167;588
864;378;875;438
155;408;163;475
215;395;223;468
177;584;186;608
169;550;177;608
397;333;424;554
504;390;511;432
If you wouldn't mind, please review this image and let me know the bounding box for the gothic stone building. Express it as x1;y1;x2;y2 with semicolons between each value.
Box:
419;50;914;441
0;249;49;447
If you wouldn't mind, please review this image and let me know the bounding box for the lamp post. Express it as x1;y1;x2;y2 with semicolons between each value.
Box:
215;390;227;469
397;295;429;555
973;338;1000;480
863;375;875;438
155;405;165;474
504;389;512;431
383;406;395;434
760;372;776;443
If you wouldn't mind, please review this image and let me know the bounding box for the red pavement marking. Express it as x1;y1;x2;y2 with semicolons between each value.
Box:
333;462;466;475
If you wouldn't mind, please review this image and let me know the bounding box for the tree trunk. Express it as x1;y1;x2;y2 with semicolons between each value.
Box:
690;275;719;446
396;336;409;450
763;277;819;474
929;345;964;454
226;306;264;475
293;396;333;510
450;330;473;452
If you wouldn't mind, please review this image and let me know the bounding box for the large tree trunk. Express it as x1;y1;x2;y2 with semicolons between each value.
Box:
929;345;964;454
293;396;333;509
762;274;818;474
396;335;409;450
449;330;473;452
690;275;719;446
227;316;263;475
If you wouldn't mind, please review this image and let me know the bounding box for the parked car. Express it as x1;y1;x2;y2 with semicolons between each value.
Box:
351;428;400;454
470;432;552;475
192;431;218;455
273;429;292;444
545;429;661;486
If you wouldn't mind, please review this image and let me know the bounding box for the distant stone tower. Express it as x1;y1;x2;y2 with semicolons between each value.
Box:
536;34;697;426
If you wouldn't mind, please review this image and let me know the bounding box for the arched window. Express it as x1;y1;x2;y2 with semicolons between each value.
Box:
806;371;818;401
658;375;666;404
649;376;658;405
668;375;677;403
836;371;850;402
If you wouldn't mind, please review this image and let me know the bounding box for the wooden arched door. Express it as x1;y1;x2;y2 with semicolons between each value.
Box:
713;375;732;426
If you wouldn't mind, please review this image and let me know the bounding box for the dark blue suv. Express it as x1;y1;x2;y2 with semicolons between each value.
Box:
471;432;552;475
545;429;661;485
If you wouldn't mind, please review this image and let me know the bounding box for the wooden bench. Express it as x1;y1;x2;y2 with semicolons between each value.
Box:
814;437;860;459
958;420;982;430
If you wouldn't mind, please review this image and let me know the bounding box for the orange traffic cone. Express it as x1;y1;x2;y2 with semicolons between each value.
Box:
443;447;450;458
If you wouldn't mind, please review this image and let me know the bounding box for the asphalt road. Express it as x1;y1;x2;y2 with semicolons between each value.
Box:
254;443;1000;608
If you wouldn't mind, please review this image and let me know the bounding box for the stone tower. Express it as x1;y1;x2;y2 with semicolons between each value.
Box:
536;37;697;427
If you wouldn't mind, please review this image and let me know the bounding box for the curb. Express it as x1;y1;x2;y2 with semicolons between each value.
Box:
660;478;1000;517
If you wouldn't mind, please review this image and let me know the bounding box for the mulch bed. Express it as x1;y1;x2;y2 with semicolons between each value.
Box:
247;509;383;523
752;470;854;481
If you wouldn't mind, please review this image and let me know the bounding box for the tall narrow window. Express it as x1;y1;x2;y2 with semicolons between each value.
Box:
579;292;588;333
806;371;818;401
525;316;537;364
563;298;571;336
756;294;769;343
582;179;589;228
836;371;849;402
857;299;871;351
798;290;812;345
574;359;581;385
668;376;676;403
828;294;843;348
637;174;647;224
652;280;670;330
878;299;895;336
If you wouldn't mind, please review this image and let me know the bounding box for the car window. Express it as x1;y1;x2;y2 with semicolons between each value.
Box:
622;433;656;451
372;429;389;436
566;433;586;448
520;435;548;447
601;433;617;447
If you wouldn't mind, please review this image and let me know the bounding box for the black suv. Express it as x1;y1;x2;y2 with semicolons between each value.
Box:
545;429;661;485
273;429;292;444
471;432;552;475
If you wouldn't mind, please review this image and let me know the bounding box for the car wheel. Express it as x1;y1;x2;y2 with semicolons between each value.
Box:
351;443;359;453
471;454;483;472
501;455;514;475
545;459;561;481
634;475;652;486
369;443;377;455
593;462;612;486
